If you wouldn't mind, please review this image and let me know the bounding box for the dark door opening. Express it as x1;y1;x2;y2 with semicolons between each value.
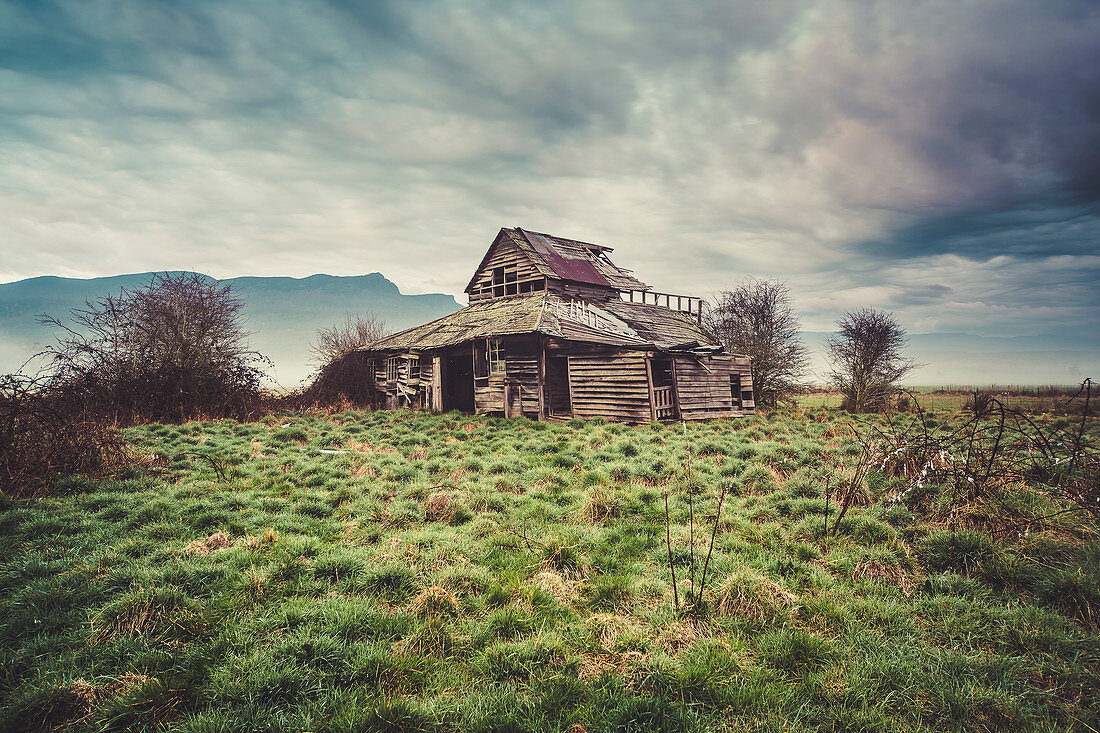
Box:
546;357;572;417
443;353;475;413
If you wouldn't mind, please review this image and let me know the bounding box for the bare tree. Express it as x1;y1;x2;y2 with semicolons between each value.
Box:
706;278;809;406
39;272;269;423
825;307;916;412
310;312;389;366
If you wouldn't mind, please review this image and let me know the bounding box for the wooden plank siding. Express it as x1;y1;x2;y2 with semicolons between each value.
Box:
673;355;735;420
671;355;756;418
363;342;753;422
566;351;652;423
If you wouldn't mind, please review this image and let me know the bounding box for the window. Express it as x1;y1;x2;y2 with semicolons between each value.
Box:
365;358;376;384
386;356;399;382
488;338;506;374
408;356;420;382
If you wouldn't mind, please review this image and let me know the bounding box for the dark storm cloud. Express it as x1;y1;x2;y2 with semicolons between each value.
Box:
0;0;1097;342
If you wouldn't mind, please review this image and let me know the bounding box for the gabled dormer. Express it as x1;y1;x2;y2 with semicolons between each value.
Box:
465;228;650;303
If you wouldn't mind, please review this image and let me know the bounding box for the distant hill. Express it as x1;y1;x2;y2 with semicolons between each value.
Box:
0;272;462;386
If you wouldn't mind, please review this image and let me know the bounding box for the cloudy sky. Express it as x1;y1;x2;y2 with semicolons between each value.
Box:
2;0;1098;336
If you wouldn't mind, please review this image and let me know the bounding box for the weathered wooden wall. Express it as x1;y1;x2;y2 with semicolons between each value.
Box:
559;349;652;423
672;354;755;419
366;342;754;422
673;355;734;419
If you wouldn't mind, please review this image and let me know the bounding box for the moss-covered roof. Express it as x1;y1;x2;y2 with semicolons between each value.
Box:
363;293;721;353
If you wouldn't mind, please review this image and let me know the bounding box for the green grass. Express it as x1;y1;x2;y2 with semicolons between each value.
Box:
0;407;1098;731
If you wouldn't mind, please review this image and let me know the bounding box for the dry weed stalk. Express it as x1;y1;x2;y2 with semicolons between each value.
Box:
867;380;1098;538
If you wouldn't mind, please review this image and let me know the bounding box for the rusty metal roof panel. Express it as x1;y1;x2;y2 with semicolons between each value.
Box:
521;230;613;287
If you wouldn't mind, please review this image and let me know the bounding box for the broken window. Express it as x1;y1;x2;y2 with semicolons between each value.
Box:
408;355;420;382
488;338;506;374
386;356;400;382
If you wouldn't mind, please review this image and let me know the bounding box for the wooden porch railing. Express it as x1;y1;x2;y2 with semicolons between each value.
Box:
653;386;676;419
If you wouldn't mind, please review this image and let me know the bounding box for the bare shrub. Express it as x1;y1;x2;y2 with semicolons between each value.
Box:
295;350;384;409
964;390;994;417
873;380;1098;535
38;272;270;424
706;278;809;406
310;312;388;365
826;308;917;413
0;372;131;495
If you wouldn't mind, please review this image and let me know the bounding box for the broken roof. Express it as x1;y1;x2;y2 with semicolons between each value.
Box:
363;292;721;353
464;228;651;294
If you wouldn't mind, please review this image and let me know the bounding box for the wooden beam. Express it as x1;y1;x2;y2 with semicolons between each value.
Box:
644;357;658;422
432;356;443;412
537;335;547;421
670;356;682;420
565;356;576;418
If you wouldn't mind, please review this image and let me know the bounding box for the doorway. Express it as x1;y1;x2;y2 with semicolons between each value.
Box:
443;353;475;412
546;357;572;417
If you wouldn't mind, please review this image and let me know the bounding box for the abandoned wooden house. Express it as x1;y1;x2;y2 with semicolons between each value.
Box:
359;227;754;422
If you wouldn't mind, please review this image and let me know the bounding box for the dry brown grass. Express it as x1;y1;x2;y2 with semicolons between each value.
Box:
534;570;577;604
48;674;152;729
574;487;619;523
239;528;280;550
181;532;233;556
715;570;799;621
586;613;646;651
91;586;205;643
393;621;453;657
424;492;454;522
408;585;459;620
852;556;915;594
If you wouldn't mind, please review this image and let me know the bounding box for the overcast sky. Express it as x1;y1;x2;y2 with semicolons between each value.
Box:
1;0;1098;335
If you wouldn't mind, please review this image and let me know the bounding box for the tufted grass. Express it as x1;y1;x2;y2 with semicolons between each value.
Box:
0;407;1097;731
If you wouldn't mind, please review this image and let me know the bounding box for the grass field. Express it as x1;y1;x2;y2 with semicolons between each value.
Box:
1;408;1098;732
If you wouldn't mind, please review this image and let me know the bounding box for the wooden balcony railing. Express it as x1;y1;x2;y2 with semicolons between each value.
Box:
619;289;703;321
